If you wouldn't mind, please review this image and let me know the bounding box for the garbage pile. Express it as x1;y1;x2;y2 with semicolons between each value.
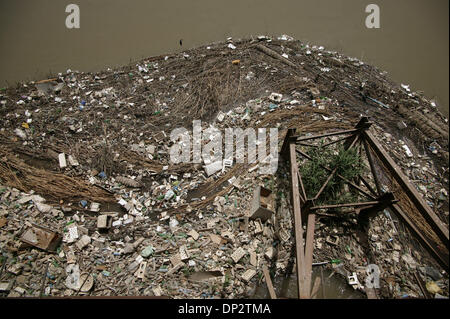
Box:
0;36;448;298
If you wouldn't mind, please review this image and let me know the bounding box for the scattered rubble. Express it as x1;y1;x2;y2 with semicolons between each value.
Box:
0;36;448;299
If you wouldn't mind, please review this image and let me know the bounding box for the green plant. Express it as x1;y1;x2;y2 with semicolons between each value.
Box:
223;273;231;288
182;266;191;277
299;142;364;206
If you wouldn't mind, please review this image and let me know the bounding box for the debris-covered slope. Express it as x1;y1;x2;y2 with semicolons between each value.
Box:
0;36;448;298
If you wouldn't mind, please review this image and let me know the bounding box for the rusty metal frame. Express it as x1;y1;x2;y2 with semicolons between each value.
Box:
289;140;308;298
362;138;383;196
414;271;432;299
358;174;378;197
283;119;380;299
293;129;359;143
310;201;382;210
390;202;449;269
262;265;277;299
282;116;450;299
363;130;449;248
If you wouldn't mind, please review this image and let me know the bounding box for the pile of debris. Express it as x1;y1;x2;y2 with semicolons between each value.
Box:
0;36;448;298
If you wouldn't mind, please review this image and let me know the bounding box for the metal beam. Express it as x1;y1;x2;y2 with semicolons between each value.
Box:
281;128;296;162
289;141;308;298
414;271;432;299
262;265;277;299
313;168;337;201
358;192;396;224
321;135;354;148
297;171;308;202
304;213;316;299
294;129;359;142
363;138;383;196
390;204;449;270
358;175;378;197
363;130;449;247
310;201;381;210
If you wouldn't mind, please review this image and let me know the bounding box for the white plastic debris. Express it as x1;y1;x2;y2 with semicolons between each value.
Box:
222;159;233;173
277;34;294;41
348;272;363;289
269;93;282;103
35;202;52;213
14;128;27;139
231;247;246;263
401;84;411;92
65;264;81;290
68;155;79;166
402;144;413;158
90;202;100;212
204;161;222;176
63;224;79;243
169;217;179;230
58;153;67;168
76;235;91;250
112;220;122;227
241;269;257;282
216;112;225;122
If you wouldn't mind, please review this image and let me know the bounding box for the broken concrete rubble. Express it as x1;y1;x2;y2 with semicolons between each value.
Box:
249;186;275;222
20;224;62;252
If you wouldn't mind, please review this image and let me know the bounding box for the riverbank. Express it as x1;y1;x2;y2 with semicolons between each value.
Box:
0;36;448;298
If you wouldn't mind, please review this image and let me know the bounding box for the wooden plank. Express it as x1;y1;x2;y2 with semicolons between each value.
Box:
262;265;277;299
281;129;296;162
289;141;307;298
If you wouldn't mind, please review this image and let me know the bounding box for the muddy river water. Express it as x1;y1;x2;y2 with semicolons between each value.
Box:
252;267;366;299
0;0;448;116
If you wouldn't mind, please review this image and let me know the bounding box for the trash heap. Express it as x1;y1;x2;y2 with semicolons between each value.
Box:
0;35;448;298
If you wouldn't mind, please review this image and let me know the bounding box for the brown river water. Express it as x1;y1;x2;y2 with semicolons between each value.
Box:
0;0;448;116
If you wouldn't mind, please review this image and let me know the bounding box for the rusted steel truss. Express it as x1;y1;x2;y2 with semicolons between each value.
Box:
281;117;449;299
